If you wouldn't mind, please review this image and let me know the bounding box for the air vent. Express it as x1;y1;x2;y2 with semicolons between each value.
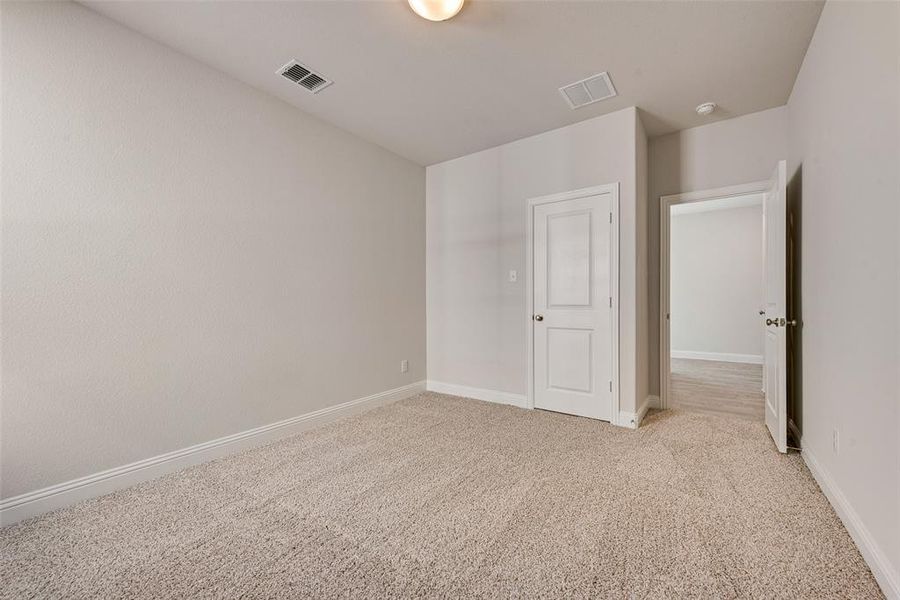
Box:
278;60;332;94
559;72;617;109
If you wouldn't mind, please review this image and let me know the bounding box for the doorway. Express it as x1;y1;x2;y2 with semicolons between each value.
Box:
660;164;789;452
526;184;620;423
668;191;765;419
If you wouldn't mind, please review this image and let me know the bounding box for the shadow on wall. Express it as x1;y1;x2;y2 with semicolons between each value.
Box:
786;164;803;442
643;108;682;397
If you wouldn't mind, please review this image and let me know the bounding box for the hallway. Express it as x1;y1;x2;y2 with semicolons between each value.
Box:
669;358;765;421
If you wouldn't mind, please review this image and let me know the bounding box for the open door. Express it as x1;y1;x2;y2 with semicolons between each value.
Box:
763;160;788;453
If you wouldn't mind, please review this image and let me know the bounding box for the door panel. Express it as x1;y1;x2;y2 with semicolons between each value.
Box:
547;211;592;306
547;327;593;392
763;160;788;453
533;193;612;421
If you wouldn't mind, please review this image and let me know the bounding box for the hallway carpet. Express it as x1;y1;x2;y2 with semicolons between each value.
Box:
0;393;882;599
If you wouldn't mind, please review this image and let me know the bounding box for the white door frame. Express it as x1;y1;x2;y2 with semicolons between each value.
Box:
658;180;768;409
526;184;620;423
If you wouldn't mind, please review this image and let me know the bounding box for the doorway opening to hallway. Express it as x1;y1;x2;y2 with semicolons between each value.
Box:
660;164;789;453
667;192;765;420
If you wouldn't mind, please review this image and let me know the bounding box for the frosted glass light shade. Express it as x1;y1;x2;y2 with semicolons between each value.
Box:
408;0;464;21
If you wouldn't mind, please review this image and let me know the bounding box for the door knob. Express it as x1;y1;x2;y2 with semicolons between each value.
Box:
766;318;795;327
758;310;766;315
534;314;544;321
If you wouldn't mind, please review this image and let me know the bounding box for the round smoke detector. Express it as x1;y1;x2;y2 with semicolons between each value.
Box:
696;102;717;116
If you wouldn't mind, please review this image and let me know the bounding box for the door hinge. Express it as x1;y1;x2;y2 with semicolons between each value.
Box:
608;296;612;308
609;380;612;392
609;212;613;223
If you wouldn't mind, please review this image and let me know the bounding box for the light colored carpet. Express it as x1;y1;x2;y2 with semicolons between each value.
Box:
0;393;882;599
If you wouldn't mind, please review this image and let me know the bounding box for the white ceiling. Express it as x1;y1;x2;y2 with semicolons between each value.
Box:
81;1;823;166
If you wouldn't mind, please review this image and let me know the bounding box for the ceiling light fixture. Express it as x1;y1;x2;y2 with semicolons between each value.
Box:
408;0;464;21
696;102;717;116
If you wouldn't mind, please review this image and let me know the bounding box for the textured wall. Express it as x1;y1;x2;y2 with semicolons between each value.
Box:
648;106;788;393
670;204;764;358
787;0;900;588
635;114;650;406
1;1;425;498
427;108;644;413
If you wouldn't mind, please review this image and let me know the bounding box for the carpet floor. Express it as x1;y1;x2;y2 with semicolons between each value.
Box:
0;393;882;599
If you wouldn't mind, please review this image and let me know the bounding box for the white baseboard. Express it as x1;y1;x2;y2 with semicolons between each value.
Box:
647;395;661;410
0;381;426;526
801;440;900;599
617;395;656;430
671;350;763;365
616;409;640;429
428;381;652;431
426;380;527;409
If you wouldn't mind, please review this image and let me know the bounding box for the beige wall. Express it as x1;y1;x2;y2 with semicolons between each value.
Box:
648;106;788;393
635;115;650;406
1;1;425;499
787;0;900;589
670;203;764;359
427;107;645;414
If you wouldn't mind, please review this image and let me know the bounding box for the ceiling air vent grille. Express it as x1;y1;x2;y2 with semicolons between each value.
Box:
559;72;617;109
278;60;332;94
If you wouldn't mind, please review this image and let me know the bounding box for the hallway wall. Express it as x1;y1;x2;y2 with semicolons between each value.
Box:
670;202;764;361
648;107;788;393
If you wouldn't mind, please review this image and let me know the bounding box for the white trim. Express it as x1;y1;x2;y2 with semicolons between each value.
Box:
426;380;527;408
801;441;900;599
669;192;762;216
618;395;654;429
670;350;763;365
659;180;769;409
0;381;426;526
526;184;621;424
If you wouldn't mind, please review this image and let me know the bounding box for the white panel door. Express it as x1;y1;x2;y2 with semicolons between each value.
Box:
763;160;788;453
533;193;613;421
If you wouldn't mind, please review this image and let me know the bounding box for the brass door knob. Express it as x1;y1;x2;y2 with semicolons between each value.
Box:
534;314;544;322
